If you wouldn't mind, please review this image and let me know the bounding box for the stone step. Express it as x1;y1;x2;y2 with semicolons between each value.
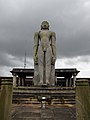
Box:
13;87;75;104
13;86;75;90
13;87;75;97
12;97;75;105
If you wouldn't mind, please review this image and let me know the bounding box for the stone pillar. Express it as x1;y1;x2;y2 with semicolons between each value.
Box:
66;78;68;87
0;79;13;120
0;87;1;98
55;76;57;85
13;73;17;88
76;79;90;120
73;73;76;87
20;77;22;86
0;79;1;95
69;77;72;87
18;77;21;86
22;77;24;86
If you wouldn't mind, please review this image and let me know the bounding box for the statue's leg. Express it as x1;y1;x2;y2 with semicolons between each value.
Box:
38;49;44;85
34;65;39;85
38;64;43;85
46;63;51;85
50;65;55;86
46;48;52;85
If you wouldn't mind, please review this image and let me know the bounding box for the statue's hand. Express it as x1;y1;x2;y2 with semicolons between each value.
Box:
34;56;38;65
51;56;56;65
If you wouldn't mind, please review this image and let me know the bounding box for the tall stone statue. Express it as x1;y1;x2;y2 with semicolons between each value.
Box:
33;21;56;86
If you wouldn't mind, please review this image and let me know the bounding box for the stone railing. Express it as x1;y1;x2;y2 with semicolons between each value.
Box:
76;79;90;120
0;79;13;120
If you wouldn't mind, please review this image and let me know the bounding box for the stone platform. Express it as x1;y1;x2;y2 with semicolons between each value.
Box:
13;86;75;104
11;104;76;120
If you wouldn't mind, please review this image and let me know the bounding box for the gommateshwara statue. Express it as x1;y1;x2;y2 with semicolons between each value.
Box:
33;21;56;86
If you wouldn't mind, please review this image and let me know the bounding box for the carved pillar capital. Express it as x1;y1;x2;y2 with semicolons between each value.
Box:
12;73;17;76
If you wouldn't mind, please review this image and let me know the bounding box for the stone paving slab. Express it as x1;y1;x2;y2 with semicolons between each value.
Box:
41;109;54;119
11;104;76;120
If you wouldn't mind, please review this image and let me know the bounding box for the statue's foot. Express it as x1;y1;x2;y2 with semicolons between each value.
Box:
38;81;43;86
51;84;55;86
46;80;49;85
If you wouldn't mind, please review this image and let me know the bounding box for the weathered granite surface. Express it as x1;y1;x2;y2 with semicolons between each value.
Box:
13;87;75;104
11;104;76;120
76;80;90;120
0;79;13;120
33;21;56;86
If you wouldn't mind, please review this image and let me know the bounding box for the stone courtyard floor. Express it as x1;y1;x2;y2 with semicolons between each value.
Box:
11;104;76;120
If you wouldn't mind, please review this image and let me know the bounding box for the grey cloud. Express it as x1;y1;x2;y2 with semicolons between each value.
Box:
0;0;90;71
0;52;13;67
79;56;90;63
64;56;90;66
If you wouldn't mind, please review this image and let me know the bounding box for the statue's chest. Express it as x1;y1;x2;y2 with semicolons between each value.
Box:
39;31;51;40
39;31;51;51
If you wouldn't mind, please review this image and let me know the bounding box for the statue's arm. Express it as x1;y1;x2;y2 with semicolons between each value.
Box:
51;32;56;64
33;32;39;64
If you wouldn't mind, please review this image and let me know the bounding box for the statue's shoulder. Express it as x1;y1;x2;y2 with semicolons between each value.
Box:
34;32;39;36
34;32;39;39
51;31;56;36
51;31;56;39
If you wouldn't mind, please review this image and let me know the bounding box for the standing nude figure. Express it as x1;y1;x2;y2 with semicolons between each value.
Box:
33;21;56;86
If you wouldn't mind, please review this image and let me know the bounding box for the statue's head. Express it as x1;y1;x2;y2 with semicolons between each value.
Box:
41;21;49;30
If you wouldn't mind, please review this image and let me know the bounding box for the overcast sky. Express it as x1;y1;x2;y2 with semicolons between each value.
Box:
0;0;90;77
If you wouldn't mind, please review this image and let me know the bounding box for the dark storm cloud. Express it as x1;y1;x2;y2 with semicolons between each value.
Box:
58;28;90;58
0;51;11;67
0;0;90;69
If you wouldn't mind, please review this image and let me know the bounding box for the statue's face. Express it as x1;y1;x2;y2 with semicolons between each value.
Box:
41;21;49;29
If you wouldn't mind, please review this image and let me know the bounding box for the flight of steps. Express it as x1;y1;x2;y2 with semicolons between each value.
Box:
13;86;75;104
